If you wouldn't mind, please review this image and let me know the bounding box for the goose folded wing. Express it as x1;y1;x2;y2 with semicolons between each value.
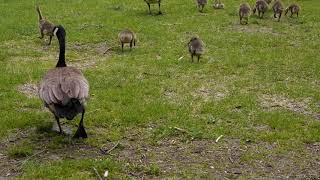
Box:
60;75;89;103
39;76;89;105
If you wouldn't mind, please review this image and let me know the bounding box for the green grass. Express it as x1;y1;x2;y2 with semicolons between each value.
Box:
1;0;320;179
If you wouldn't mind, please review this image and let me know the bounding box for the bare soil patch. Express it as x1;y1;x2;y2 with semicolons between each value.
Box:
0;128;102;178
17;83;38;99
71;42;112;55
2;126;320;179
192;86;228;102
230;24;281;36
259;94;320;119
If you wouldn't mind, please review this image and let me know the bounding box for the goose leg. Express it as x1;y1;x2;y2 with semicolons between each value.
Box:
73;109;88;139
55;116;63;134
48;36;53;45
121;42;124;52
278;13;282;22
197;55;200;63
147;3;151;14
158;2;162;14
130;41;133;50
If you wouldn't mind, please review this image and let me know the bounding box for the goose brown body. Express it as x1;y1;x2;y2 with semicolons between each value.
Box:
272;0;284;21
285;3;300;17
39;67;89;108
197;0;207;12
119;29;136;51
253;0;268;18
239;3;251;25
188;37;204;63
36;5;56;45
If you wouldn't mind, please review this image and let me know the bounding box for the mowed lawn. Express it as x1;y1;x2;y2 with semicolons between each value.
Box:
0;0;320;179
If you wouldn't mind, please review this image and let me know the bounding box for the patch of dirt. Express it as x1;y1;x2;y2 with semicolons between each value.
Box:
230;25;281;36
71;42;112;55
192;86;227;102
17;83;38;98
1;125;320;179
69;59;98;69
259;94;319;118
116;134;320;179
163;89;183;105
0;128;103;178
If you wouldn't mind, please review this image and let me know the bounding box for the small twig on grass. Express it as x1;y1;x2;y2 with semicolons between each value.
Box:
103;47;114;54
215;135;223;143
21;150;46;166
229;157;234;163
101;142;120;155
93;167;104;180
173;127;188;133
106;142;119;154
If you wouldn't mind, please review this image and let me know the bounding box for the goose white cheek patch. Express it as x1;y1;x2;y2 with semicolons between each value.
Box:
53;28;59;36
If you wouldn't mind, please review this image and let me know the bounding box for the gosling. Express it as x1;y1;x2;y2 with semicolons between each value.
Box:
239;3;251;25
188;36;204;63
119;29;136;52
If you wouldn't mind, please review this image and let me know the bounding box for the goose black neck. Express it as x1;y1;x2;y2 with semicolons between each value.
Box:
55;26;67;67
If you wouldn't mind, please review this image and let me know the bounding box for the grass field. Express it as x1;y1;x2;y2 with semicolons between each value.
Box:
1;0;320;179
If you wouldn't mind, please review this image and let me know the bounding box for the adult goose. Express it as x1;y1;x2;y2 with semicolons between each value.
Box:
38;25;89;138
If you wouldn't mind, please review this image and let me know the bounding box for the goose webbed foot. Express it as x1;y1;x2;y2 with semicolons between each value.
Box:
73;125;87;139
73;110;87;139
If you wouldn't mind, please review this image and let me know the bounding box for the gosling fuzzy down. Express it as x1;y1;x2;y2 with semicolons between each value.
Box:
253;0;268;18
272;0;284;22
197;0;208;12
119;29;136;51
38;25;90;139
285;3;300;17
36;5;56;45
239;3;251;25
144;0;162;14
213;0;224;9
188;36;204;63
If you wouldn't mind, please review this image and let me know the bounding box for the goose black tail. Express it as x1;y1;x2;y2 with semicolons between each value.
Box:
54;98;84;120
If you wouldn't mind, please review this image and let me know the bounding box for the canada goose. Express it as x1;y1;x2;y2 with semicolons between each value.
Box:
36;5;56;45
272;0;284;21
144;0;162;15
119;29;136;52
285;3;300;17
239;3;251;25
188;36;204;63
38;25;90;139
213;0;224;9
197;0;208;12
253;0;268;18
